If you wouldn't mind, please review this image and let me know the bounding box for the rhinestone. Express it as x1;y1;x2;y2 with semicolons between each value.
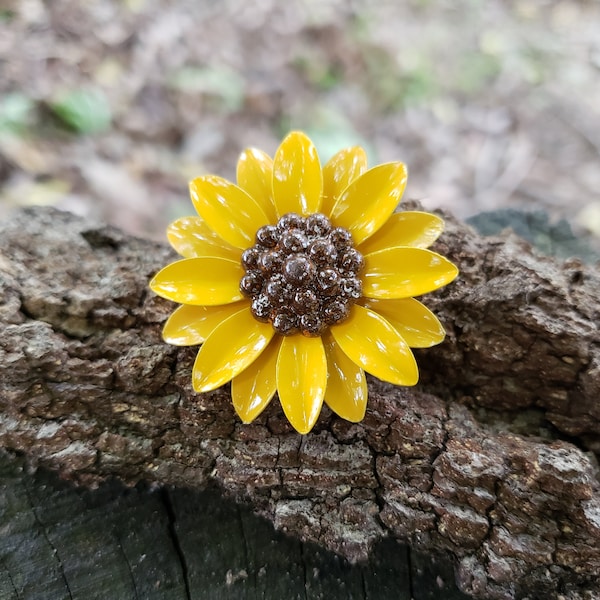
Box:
300;313;325;336
251;294;271;321
323;299;350;324
340;249;365;274
309;239;337;265
280;230;308;253
258;250;284;273
329;227;353;249
272;309;299;335
293;289;319;313
266;275;286;304
240;270;264;296
306;213;332;237
277;213;304;232
317;268;340;295
256;225;279;247
283;255;316;285
242;247;261;269
341;277;362;299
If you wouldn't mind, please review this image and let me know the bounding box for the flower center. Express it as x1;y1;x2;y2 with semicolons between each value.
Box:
240;212;364;336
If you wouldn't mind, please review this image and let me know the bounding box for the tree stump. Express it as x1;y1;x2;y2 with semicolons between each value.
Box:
1;206;599;599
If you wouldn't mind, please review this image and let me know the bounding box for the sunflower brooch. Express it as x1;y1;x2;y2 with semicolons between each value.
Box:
150;131;458;434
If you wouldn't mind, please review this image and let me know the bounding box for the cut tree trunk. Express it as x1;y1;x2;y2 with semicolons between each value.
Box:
0;449;469;600
1;206;599;600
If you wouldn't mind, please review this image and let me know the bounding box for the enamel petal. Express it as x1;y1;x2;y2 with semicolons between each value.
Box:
272;131;323;217
236;147;278;223
321;146;367;217
167;216;241;260
323;334;368;422
190;176;269;248
162;302;248;346
330;305;419;386
276;335;327;434
149;257;245;305
232;337;282;423
193;308;275;392
358;211;445;255
363;247;459;299
330;162;407;244
361;297;445;348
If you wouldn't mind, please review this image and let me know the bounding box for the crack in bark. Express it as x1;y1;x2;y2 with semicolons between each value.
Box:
161;488;192;600
22;483;74;600
0;562;21;600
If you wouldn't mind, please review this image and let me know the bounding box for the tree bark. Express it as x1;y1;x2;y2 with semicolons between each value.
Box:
1;206;599;600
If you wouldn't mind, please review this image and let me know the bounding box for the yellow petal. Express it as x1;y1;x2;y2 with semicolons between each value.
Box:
330;305;418;386
358;211;445;255
363;247;459;299
167;216;241;260
150;257;245;305
361;297;445;348
162;302;248;346
321;146;367;217
276;335;327;434
232;337;282;423
272;131;323;217
323;334;368;422
330;162;407;244
189;176;269;249
193;308;275;392
236;147;278;223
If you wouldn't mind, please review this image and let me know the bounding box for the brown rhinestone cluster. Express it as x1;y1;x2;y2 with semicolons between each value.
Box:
240;213;365;336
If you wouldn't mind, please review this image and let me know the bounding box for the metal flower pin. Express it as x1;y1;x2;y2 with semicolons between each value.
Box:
150;131;458;434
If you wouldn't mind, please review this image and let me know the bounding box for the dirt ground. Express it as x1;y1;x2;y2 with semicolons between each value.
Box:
1;0;599;249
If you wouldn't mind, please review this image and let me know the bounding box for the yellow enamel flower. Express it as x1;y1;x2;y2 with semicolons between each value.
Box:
150;131;458;434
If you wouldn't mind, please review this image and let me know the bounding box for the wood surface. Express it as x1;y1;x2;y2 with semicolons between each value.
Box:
0;450;469;600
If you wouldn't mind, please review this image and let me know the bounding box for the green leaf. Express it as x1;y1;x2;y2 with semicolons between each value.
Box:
0;93;35;134
0;9;16;22
50;89;112;134
283;107;375;164
169;66;245;112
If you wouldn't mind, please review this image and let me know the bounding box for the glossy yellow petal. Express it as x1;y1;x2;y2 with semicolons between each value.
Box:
363;247;459;299
361;297;445;348
232;337;282;423
149;257;245;305
236;147;278;223
323;334;368;422
330;305;418;386
167;216;241;260
330;162;407;244
193;308;275;392
321;146;367;217
358;211;445;255
189;176;269;249
272;131;323;217
276;335;327;434
162;302;248;346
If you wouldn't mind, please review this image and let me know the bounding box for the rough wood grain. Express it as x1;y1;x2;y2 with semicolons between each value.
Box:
0;450;469;600
1;206;599;599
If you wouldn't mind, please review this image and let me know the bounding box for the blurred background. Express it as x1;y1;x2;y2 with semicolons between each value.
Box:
0;0;599;245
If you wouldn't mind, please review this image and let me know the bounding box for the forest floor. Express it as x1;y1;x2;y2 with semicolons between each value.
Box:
1;0;599;249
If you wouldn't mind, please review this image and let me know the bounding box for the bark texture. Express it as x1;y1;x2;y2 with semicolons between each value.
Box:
1;206;599;600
